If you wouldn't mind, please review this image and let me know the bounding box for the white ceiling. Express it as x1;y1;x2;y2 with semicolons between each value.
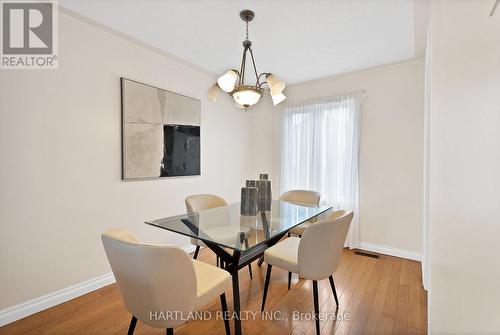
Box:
59;0;424;84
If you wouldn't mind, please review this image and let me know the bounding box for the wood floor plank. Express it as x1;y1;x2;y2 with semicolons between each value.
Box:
420;276;428;335
0;248;427;335
366;276;390;335
347;257;385;335
381;256;402;320
331;255;377;335
378;316;394;335
408;261;422;331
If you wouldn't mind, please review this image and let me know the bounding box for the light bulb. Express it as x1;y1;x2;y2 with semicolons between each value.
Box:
217;70;238;93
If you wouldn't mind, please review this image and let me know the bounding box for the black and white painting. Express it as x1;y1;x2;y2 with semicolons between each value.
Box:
121;78;201;180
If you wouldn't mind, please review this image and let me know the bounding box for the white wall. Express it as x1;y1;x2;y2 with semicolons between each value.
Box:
269;59;425;255
247;96;280;195
0;10;254;311
428;1;500;333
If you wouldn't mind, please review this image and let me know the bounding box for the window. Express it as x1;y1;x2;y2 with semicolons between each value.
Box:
279;93;364;246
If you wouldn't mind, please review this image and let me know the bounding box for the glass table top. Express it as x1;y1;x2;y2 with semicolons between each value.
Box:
146;200;332;252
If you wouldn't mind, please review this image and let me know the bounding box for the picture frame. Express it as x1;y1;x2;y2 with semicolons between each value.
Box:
121;77;201;180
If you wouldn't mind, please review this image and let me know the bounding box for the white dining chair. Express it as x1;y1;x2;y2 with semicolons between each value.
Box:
102;229;231;335
185;194;228;259
279;190;321;237
260;210;353;335
185;194;254;278
256;189;322;268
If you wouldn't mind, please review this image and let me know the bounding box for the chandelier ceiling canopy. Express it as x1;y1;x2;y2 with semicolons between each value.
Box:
207;10;286;109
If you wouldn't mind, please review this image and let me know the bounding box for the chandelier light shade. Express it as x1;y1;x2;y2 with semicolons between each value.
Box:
266;74;286;95
217;70;238;93
271;92;286;106
208;10;286;109
207;83;221;102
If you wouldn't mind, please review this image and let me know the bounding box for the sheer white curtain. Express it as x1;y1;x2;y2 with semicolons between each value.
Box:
279;93;364;247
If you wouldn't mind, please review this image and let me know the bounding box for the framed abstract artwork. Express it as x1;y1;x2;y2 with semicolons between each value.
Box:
121;78;201;180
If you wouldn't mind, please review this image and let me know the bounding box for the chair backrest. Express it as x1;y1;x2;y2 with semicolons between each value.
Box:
185;194;227;213
279;190;321;205
298;210;353;280
101;229;197;328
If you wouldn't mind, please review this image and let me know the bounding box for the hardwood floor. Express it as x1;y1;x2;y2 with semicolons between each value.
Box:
0;249;427;335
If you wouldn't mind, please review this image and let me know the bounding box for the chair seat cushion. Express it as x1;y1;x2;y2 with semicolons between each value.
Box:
193;260;231;308
264;237;300;272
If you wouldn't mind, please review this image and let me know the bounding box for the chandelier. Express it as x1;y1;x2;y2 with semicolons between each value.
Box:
207;10;286;109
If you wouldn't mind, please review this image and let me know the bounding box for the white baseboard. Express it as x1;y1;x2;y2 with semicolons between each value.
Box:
0;272;115;327
353;242;422;261
0;244;197;327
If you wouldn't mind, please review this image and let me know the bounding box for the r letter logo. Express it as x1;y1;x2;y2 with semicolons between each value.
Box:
1;0;58;69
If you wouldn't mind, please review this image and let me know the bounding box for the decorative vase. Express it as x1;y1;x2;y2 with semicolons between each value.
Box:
257;173;272;211
241;186;258;215
246;180;257;187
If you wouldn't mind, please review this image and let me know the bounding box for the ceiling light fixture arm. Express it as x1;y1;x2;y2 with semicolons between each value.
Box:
239;46;247;86
257;72;271;88
248;47;261;86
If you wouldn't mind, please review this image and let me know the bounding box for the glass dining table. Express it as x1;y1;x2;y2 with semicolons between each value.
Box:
146;200;332;335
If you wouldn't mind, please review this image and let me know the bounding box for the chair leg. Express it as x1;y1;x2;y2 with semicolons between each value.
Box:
220;293;231;335
312;280;320;335
329;275;339;306
257;256;264;267
166;328;174;335
216;255;219;267
193;246;200;259
288;232;291;237
288;272;292;290
261;264;273;311
127;316;137;335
